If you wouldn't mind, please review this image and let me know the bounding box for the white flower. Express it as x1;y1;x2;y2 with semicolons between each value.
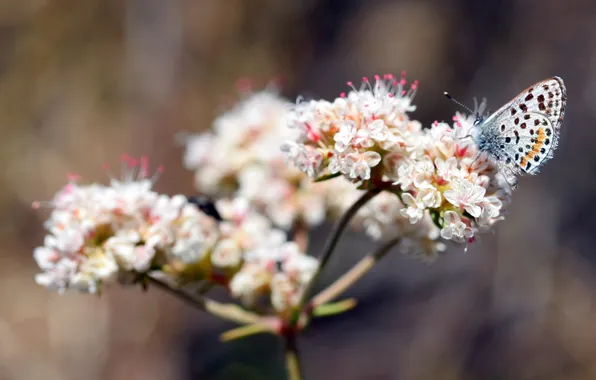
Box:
216;197;251;223
334;122;357;152
398;188;440;224
443;178;486;217
419;187;442;208
282;245;318;284
460;155;490;175
400;193;425;223
278;74;511;253
412;157;435;189
283;73;420;184
34;246;60;270
268;244;317;312
481;196;503;219
280;140;304;163
380;112;510;249
105;230;154;272
238;165;269;200
353;192;446;260
281;142;322;178
435;157;460;182
33;156;221;293
395;163;417;191
211;239;242;268
343;151;382;180
49;228;86;254
182;133;215;169
181;89;350;229
79;250;120;284
394;157;436;192
170;204;219;264
328;154;344;174
287;99;324;142
440;211;474;242
452;112;476;142
348;73;418;117
475;195;504;228
228;264;270;306
226;223;318;313
366;119;391;142
351;125;376;149
35;251;119;295
400;187;441;224
270;273;297;312
34;258;79;293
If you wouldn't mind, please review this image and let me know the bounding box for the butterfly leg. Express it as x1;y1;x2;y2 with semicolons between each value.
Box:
491;150;519;191
500;165;519;190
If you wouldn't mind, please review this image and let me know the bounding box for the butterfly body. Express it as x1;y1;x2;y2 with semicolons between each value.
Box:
470;77;566;186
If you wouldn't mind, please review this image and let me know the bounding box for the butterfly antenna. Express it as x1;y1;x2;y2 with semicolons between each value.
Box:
444;92;475;115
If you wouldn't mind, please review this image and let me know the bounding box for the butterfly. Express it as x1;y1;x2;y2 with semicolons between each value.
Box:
448;77;567;189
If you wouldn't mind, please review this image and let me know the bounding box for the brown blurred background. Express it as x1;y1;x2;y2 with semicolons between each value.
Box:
1;1;596;379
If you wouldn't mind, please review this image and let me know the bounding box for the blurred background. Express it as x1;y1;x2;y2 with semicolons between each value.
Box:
1;0;595;379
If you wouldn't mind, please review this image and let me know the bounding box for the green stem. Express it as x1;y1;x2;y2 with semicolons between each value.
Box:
310;237;400;308
311;298;357;317
297;189;380;309
220;322;277;342
284;333;302;380
147;276;261;325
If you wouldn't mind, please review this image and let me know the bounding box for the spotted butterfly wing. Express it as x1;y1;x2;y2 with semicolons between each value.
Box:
478;77;566;175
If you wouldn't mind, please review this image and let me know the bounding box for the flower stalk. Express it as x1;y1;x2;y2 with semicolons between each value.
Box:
148;277;261;325
311;298;357;317
310;237;401;308
296;188;381;310
220;319;278;342
284;332;302;380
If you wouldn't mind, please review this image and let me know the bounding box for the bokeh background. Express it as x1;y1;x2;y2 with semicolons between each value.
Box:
1;1;595;379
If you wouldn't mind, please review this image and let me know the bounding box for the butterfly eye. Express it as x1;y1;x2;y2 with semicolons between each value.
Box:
473;116;483;126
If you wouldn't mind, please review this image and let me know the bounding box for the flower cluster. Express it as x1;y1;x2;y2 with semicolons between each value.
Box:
281;72;419;182
353;192;445;260
390;113;511;244
222;197;318;313
33;156;220;294
182;89;358;229
283;74;511;249
33;156;318;314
